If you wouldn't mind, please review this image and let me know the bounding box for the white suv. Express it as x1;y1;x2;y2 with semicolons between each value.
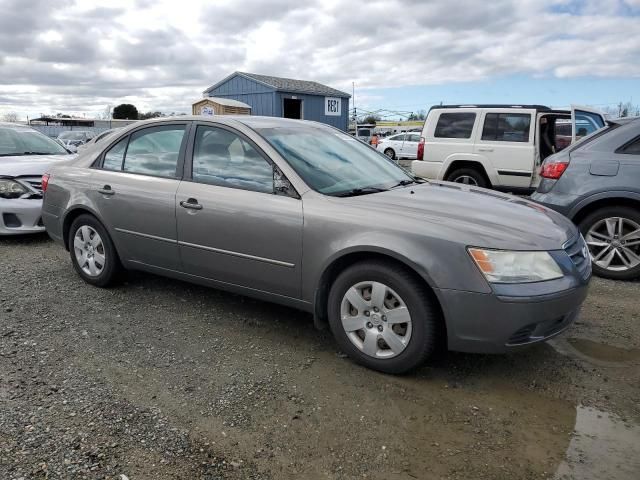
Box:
411;104;606;191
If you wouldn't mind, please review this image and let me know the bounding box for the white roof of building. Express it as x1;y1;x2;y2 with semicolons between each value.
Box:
195;97;251;109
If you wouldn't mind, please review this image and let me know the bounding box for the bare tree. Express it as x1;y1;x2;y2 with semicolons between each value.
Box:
2;112;19;123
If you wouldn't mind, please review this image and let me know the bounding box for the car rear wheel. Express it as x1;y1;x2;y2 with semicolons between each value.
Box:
445;168;488;188
384;148;396;160
327;260;440;374
68;214;122;287
579;206;640;280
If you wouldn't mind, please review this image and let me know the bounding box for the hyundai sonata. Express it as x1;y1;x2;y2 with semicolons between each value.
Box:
42;116;591;373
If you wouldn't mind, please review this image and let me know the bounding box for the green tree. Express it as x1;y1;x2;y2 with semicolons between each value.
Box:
113;104;139;120
362;115;380;125
139;111;163;120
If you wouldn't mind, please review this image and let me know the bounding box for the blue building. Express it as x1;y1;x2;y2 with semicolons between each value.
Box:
202;71;351;131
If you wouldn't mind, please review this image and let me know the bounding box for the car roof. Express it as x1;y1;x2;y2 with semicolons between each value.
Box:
121;115;337;131
610;116;640;125
429;104;553;111
0;122;35;131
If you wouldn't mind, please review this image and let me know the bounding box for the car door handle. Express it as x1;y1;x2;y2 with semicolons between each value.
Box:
180;198;203;210
477;148;494;152
97;185;115;195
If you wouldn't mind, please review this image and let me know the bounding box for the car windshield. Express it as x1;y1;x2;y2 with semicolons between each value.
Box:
0;127;68;156
256;125;416;196
58;131;87;140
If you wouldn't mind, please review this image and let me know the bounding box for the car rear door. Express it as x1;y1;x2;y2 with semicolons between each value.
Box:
402;133;420;159
88;122;190;270
473;109;536;188
571;105;606;142
175;122;303;298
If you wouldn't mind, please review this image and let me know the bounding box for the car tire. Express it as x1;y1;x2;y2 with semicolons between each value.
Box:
579;206;640;281
384;148;396;160
445;168;488;188
68;214;122;287
327;260;440;374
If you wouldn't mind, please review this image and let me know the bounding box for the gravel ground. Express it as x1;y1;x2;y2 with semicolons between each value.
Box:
1;234;639;480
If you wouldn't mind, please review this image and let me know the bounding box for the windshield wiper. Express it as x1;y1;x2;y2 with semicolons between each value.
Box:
333;186;389;197
22;152;55;155
389;178;426;189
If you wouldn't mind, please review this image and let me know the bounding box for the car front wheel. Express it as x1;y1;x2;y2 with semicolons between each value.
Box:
445;168;488;188
328;260;440;374
384;148;396;160
580;206;640;280
68;214;122;287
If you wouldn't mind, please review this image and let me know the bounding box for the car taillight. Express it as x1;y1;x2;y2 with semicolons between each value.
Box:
540;161;569;179
417;137;425;160
42;173;50;193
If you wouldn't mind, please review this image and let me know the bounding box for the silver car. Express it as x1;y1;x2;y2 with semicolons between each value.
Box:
0;122;74;235
42;116;591;373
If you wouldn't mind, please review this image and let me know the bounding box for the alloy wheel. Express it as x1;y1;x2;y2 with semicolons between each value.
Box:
585;216;640;272
453;175;478;186
340;281;412;359
73;225;106;277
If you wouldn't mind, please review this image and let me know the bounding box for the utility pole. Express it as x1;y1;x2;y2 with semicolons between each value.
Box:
353;82;358;140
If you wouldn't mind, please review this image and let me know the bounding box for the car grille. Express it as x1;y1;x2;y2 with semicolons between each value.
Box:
21;177;43;193
564;234;591;280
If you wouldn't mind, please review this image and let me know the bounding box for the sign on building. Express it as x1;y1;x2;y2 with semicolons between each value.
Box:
325;97;341;116
200;105;215;116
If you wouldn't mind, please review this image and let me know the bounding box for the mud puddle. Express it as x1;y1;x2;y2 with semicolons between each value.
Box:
555;406;640;479
550;337;640;366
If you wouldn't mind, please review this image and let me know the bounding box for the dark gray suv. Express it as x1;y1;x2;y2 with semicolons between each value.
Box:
532;117;640;280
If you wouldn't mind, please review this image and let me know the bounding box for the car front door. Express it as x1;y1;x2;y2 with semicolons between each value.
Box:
88;123;190;270
175;122;303;298
571;105;606;142
474;109;536;188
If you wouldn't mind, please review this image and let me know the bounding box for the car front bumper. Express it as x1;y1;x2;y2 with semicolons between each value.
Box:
0;198;45;235
437;284;589;354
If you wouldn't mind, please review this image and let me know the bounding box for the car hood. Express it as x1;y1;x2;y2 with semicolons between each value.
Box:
0;154;75;177
335;181;576;251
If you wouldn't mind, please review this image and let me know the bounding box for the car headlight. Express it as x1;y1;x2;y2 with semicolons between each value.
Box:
468;248;563;283
0;179;28;199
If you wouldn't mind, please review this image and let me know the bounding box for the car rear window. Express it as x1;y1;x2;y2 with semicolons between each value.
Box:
434;112;476;139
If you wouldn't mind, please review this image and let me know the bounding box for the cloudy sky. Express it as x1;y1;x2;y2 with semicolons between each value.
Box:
1;0;639;120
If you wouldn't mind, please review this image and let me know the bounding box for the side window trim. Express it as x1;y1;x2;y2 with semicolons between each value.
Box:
95;122;192;179
615;134;640;155
480;112;532;143
184;121;300;198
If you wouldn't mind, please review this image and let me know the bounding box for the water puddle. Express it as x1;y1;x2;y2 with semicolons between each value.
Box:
555;406;640;479
550;337;640;367
566;338;640;363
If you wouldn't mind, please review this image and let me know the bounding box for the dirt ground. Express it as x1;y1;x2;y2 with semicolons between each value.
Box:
1;234;639;480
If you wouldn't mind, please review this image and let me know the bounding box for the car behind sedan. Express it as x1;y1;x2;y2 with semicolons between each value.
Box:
532;117;640;280
42;116;591;373
0;122;74;234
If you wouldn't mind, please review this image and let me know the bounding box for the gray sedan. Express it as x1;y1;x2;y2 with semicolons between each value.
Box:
532;117;640;280
42;116;591;373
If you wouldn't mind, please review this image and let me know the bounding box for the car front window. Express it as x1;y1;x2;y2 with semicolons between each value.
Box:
256;125;415;196
0;128;68;156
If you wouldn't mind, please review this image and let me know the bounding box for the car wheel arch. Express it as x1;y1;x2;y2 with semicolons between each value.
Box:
62;206;112;251
570;192;640;224
312;249;446;338
443;159;493;187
